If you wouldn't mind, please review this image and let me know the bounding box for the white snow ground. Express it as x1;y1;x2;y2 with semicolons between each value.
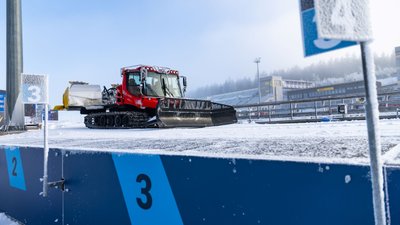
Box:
0;213;18;225
0;112;399;165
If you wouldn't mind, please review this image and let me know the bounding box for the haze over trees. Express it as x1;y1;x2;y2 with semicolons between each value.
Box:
189;53;396;98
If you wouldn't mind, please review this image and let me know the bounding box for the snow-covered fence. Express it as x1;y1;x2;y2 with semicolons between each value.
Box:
235;91;400;122
0;145;399;224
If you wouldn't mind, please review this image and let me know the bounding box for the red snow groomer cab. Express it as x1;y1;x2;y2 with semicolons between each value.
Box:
81;65;237;128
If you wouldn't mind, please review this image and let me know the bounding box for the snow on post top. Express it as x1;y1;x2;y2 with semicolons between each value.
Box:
21;74;49;104
315;0;373;42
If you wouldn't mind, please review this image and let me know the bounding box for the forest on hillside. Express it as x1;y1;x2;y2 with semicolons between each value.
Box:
189;53;397;98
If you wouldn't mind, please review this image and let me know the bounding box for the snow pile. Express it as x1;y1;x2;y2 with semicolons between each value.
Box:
0;213;19;225
384;144;400;165
315;0;373;41
0;116;399;164
48;111;85;130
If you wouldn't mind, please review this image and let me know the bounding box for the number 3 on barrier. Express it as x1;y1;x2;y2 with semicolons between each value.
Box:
112;154;183;225
136;174;152;210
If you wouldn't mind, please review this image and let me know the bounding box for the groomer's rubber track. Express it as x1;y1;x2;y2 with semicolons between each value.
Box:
84;111;149;129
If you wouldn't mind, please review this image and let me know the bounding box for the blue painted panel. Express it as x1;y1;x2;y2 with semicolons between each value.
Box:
112;153;183;225
385;167;400;225
162;156;376;225
0;146;62;224
301;8;357;57
63;151;131;225
5;146;26;191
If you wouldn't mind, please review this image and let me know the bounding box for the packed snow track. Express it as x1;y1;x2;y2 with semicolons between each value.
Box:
1;112;399;165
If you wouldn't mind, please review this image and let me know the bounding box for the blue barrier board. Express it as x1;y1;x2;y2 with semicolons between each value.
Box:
0;146;398;225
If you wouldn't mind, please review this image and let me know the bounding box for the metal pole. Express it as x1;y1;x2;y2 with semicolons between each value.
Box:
255;58;261;119
42;103;49;197
314;101;318;119
6;0;24;129
290;103;293;120
268;105;271;122
248;107;251;122
360;41;387;225
42;74;50;197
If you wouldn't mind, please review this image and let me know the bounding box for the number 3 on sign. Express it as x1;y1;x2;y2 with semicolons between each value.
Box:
27;85;41;103
136;174;153;210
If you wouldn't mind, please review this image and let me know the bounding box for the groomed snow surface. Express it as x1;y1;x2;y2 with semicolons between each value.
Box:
0;112;399;165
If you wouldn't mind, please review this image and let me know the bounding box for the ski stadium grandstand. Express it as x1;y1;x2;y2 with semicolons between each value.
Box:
207;76;314;106
207;75;399;107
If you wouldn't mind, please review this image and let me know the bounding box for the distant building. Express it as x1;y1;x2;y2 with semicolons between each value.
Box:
207;73;400;105
208;76;315;105
396;46;400;75
287;81;383;100
260;76;315;101
282;79;315;101
207;88;260;106
283;79;315;89
378;76;400;93
260;76;284;102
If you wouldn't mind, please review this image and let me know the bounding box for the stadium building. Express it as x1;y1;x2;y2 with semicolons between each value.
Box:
287;75;400;101
207;76;314;106
208;73;399;106
286;81;382;101
260;76;315;102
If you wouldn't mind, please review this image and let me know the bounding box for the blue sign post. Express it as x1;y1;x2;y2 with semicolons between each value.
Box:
305;0;385;224
299;0;357;57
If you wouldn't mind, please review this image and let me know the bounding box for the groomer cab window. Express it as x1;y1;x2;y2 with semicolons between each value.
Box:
127;72;141;95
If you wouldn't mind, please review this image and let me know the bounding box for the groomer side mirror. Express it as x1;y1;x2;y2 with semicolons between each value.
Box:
182;76;187;93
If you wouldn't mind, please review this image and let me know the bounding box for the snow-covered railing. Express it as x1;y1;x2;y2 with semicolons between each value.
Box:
235;91;400;122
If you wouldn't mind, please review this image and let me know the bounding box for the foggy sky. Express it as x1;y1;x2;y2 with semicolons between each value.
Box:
0;0;399;106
